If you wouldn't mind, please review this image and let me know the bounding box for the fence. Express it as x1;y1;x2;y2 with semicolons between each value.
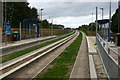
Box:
2;28;70;43
96;33;120;79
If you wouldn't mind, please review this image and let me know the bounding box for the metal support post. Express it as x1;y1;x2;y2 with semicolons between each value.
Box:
96;7;98;44
118;1;120;79
108;48;110;54
104;24;105;39
119;1;120;33
4;1;7;46
51;17;53;37
118;53;120;79
19;22;21;40
40;8;44;37
0;1;3;47
108;1;111;42
29;23;30;38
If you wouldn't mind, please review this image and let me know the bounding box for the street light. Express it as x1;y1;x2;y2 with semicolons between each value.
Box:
108;0;111;42
118;0;120;33
51;16;53;37
4;0;7;46
91;13;93;32
40;8;44;37
100;8;105;39
49;16;53;37
100;8;104;20
96;7;98;44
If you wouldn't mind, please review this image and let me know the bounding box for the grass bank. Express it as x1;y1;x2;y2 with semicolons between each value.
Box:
54;31;73;36
1;32;74;63
36;32;82;79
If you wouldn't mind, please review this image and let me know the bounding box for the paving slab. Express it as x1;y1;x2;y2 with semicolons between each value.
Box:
86;36;97;54
70;32;89;78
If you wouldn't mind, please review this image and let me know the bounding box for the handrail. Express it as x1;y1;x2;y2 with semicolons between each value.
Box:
97;33;120;57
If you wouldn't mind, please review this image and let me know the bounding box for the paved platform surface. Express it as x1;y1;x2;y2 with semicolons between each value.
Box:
105;40;120;62
86;36;107;79
86;36;97;54
70;32;89;78
1;36;56;49
0;36;57;56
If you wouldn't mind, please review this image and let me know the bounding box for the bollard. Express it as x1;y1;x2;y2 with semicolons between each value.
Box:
103;43;105;47
108;48;110;55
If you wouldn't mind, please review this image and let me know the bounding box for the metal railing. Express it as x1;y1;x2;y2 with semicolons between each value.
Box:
96;33;120;79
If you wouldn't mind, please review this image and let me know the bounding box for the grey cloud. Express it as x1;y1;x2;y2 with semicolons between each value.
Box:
30;2;118;18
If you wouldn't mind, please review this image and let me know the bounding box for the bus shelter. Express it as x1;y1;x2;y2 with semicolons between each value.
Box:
97;19;110;42
19;20;41;40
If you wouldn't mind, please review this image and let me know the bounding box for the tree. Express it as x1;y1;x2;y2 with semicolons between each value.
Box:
3;2;38;28
42;19;49;29
111;8;118;33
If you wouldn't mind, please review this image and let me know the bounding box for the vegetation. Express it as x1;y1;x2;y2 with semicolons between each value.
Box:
4;2;38;28
111;8;119;33
42;20;64;29
0;32;74;63
3;2;65;29
36;32;82;79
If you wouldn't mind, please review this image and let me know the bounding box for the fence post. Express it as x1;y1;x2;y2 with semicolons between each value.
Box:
108;48;110;55
103;43;105;47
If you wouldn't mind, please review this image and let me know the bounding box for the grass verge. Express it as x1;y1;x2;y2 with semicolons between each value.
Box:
54;31;72;36
80;30;89;36
0;32;74;63
36;32;82;79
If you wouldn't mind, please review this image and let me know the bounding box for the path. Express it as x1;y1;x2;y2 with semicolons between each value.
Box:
70;32;89;78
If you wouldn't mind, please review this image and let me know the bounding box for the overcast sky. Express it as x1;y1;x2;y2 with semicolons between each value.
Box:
28;0;118;28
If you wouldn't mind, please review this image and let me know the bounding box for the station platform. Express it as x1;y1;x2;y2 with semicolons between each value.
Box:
1;36;56;49
86;36;107;79
86;36;97;54
70;32;107;79
105;39;120;62
0;36;56;56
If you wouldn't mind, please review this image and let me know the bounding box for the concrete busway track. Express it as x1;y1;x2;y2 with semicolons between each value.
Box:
1;31;74;56
70;32;89;78
0;31;78;79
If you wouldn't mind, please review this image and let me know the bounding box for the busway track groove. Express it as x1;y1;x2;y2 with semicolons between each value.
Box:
0;31;78;79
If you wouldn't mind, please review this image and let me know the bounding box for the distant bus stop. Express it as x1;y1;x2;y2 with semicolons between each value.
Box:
19;20;41;40
97;19;110;42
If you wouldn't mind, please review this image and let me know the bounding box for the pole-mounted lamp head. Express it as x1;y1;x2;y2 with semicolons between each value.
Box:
41;8;44;11
100;8;103;10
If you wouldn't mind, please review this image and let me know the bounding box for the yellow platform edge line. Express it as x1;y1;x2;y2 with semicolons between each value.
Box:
88;37;95;48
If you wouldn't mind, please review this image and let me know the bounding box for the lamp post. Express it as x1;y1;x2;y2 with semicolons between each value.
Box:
100;8;105;39
108;0;111;42
100;8;104;20
118;1;120;79
40;8;44;37
4;0;7;46
49;16;53;37
96;7;98;44
91;13;93;32
51;16;53;37
118;0;120;33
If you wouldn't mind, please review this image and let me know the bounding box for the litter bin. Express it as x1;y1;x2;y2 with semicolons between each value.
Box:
116;33;120;46
12;31;19;41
